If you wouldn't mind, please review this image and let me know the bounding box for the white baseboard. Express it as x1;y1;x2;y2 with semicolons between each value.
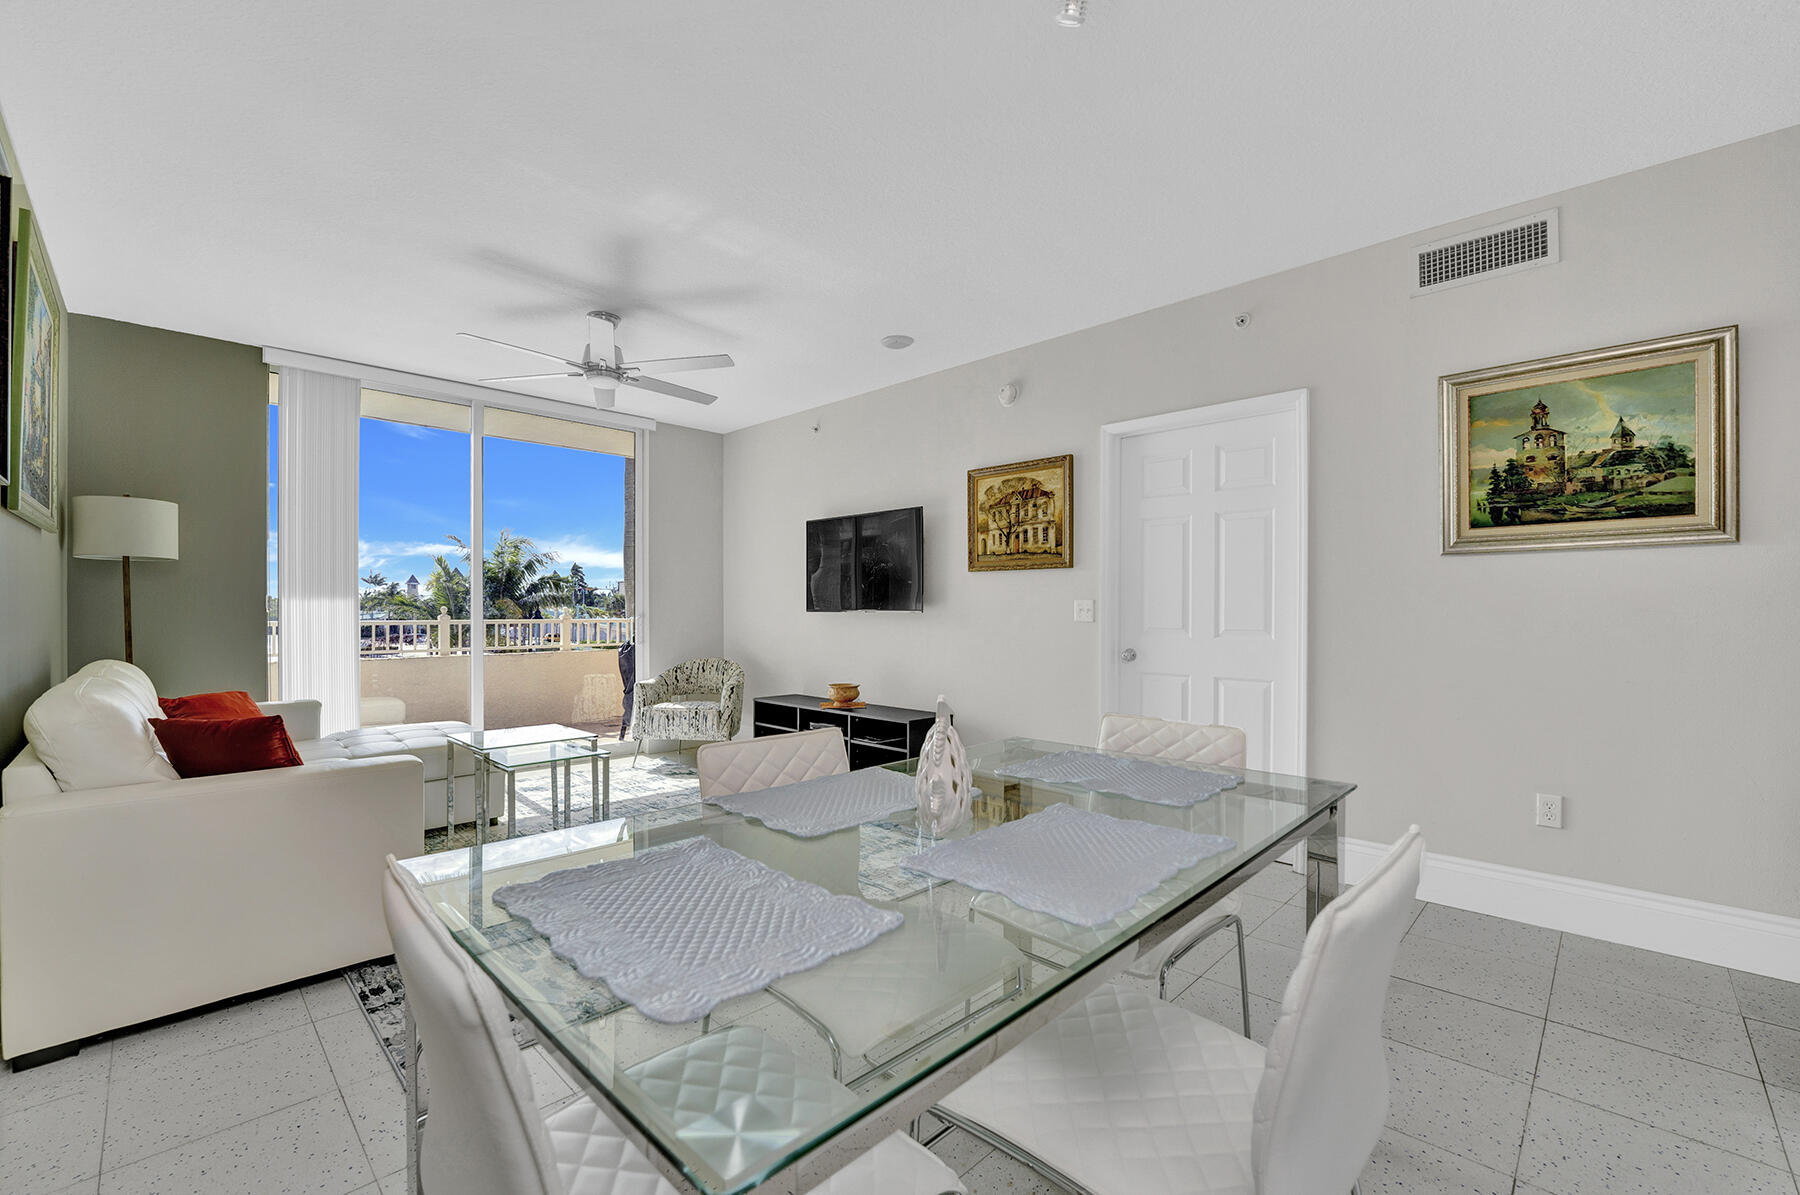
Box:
1341;837;1800;984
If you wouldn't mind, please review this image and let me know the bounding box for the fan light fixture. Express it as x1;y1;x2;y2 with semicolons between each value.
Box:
1055;0;1087;27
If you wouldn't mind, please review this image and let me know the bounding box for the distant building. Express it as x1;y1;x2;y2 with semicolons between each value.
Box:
405;574;420;598
1567;417;1653;491
1512;400;1568;490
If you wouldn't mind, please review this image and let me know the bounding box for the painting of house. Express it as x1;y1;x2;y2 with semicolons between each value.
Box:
967;454;1073;571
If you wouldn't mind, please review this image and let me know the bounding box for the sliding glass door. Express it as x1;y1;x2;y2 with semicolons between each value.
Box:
479;408;634;733
356;391;472;728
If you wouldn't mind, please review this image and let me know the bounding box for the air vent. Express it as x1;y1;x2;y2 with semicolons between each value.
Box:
1413;209;1559;295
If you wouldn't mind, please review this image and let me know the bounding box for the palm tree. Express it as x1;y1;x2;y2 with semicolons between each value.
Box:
446;531;570;620
424;555;470;619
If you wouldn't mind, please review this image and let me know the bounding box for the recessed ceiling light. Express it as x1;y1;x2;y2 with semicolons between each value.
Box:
880;334;915;350
1055;0;1087;28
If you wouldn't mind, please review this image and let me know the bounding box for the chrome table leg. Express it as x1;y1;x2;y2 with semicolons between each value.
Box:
404;999;423;1195
444;742;455;841
1306;799;1344;927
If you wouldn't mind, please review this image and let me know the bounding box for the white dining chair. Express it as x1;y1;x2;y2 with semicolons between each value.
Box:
382;856;964;1195
1097;714;1251;1026
933;827;1424;1195
696;726;848;798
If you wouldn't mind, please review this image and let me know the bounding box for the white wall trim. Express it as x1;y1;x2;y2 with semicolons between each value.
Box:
1342;837;1800;983
261;347;656;433
1097;388;1310;768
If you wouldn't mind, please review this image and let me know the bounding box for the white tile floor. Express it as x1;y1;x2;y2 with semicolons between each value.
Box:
3;863;1796;1194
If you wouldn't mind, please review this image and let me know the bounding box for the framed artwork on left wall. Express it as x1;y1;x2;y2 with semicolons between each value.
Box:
0;168;12;490
8;206;63;531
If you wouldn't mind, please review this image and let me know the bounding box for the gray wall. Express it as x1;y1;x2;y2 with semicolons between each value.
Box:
65;317;269;697
0;109;69;763
646;422;725;674
724;126;1800;919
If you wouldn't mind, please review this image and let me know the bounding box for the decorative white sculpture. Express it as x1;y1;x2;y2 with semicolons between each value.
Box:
914;694;973;836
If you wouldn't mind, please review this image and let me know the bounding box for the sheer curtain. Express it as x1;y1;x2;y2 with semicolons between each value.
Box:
276;368;360;735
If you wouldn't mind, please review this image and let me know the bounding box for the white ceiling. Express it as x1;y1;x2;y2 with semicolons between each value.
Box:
4;1;1798;432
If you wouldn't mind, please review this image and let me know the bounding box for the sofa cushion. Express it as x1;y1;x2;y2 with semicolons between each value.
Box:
150;715;304;778
24;673;181;792
297;721;477;783
71;659;161;722
158;690;263;720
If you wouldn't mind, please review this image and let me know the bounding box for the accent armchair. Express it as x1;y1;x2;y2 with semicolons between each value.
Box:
628;657;746;751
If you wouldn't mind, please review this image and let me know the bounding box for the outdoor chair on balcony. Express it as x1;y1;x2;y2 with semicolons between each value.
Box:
628;657;745;761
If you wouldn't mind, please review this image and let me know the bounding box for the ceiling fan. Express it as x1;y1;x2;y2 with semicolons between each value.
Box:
459;311;733;408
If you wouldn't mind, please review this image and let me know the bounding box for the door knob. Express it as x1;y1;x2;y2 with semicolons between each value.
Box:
1119;648;1137;662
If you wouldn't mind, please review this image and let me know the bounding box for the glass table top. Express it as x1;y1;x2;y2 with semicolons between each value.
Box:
445;723;599;752
397;737;1354;1195
482;739;614;771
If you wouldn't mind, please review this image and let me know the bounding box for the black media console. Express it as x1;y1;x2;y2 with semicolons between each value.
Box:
749;694;941;772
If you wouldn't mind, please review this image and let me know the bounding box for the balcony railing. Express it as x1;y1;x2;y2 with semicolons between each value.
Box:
266;615;633;663
357;614;633;656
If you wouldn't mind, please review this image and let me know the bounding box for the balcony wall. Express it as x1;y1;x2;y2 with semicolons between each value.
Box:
359;648;623;730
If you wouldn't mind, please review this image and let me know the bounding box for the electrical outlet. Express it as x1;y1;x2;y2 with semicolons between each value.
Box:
1073;599;1095;623
1535;792;1564;829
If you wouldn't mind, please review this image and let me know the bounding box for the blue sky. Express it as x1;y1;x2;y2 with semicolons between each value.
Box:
267;406;627;597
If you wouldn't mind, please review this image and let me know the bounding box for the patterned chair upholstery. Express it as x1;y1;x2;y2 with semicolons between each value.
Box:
1097;713;1247;768
696;727;848;799
628;658;745;745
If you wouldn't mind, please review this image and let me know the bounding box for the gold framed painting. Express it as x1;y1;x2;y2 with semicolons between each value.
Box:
1440;327;1736;554
968;454;1073;571
8;207;64;532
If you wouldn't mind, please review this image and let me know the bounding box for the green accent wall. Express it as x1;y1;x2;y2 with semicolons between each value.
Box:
0;106;68;764
65;317;269;697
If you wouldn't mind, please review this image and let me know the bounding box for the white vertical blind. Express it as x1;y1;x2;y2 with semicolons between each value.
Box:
277;368;361;735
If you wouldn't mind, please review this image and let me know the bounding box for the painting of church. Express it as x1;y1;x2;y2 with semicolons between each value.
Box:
1442;328;1734;553
1478;383;1697;527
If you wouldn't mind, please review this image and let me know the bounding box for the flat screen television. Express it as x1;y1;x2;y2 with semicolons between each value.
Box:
806;506;924;612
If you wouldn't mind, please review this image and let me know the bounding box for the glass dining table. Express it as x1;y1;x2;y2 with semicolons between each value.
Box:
394;736;1355;1195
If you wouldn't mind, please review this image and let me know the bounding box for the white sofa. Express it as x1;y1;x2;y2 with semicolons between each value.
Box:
0;661;445;1061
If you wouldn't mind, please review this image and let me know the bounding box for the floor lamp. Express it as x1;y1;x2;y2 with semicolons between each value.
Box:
72;495;180;665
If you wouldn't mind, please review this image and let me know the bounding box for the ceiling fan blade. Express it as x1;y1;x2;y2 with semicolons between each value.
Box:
623;354;735;374
622;374;719;405
457;332;582;366
478;371;584;383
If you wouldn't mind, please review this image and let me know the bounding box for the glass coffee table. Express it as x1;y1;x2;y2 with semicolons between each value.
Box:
444;724;612;845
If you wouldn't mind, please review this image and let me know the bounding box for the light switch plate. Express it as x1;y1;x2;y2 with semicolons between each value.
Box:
1073;599;1095;623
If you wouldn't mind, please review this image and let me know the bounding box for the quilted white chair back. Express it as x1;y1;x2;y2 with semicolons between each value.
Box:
1096;714;1247;768
1251;827;1424;1195
696;728;848;799
382;857;564;1195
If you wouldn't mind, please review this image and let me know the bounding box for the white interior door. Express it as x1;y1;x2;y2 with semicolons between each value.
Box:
1107;391;1306;775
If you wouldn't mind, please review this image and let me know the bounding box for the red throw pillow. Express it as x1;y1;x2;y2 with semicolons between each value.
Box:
157;690;263;720
149;715;304;778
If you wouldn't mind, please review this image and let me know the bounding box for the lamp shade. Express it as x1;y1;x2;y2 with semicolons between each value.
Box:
71;496;180;561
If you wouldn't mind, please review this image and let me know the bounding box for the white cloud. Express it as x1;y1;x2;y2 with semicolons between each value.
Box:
358;539;461;570
534;536;624;572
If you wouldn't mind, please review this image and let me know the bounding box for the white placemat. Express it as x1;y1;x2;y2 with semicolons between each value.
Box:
901;802;1235;926
491;838;902;1023
705;768;917;837
993;749;1242;806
